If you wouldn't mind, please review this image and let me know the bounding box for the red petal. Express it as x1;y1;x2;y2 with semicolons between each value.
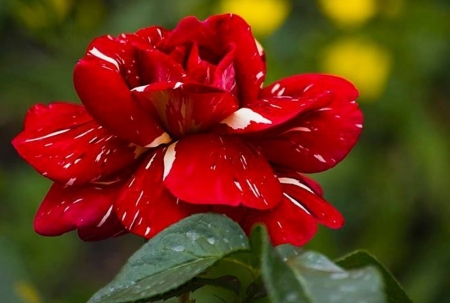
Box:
115;149;203;239
13;103;140;185
216;92;332;134
134;82;239;138
161;14;266;104
255;74;363;173
135;26;169;45
210;205;247;225
138;50;186;84
73;37;170;147
260;74;358;101
162;134;282;209
243;171;343;246
243;195;318;246
34;183;126;241
275;169;324;196
278;175;344;228
213;45;237;93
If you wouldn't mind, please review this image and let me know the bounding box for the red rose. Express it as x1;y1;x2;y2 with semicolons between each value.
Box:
13;14;363;245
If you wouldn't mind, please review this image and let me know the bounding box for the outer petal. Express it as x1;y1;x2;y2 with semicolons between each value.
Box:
275;169;324;196
260;74;358;101
255;74;363;173
12;103;139;185
115;149;203;239
243;172;344;246
73;36;170;147
162;134;282;209
243;195;318;246
34;183;126;241
277;175;344;229
160;14;266;104
135;26;169;45
217;92;332;134
134;82;239;138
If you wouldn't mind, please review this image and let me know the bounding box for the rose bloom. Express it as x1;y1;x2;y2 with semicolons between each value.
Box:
13;14;362;246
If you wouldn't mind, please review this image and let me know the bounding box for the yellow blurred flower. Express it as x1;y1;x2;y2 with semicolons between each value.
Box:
218;0;291;37
318;0;377;28
321;38;392;100
14;281;41;303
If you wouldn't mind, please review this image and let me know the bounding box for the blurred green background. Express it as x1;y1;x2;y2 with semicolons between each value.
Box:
0;0;449;302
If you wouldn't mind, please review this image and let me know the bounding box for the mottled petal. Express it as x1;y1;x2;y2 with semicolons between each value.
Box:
212;45;237;93
278;175;344;228
275;169;324;196
243;195;318;246
161;14;266;104
134;26;169;45
217;92;332;134
73;36;170;147
78;214;127;241
22;102;91;129
134;82;239;138
255;74;363;173
260;74;358;101
163;134;282;209
34;183;126;240
115;149;203;239
12;103;139;185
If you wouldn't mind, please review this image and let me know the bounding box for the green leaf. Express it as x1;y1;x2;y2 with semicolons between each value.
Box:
88;213;250;303
254;226;386;303
256;226;312;303
287;249;385;303
336;251;413;303
275;244;305;261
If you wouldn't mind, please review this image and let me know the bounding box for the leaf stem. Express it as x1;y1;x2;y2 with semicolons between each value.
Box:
220;257;260;280
179;292;190;303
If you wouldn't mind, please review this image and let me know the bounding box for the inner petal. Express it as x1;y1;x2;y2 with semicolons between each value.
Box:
185;43;217;85
134;82;239;138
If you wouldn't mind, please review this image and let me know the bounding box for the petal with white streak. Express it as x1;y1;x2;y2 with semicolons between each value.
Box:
242;171;343;246
12;102;139;185
135;82;238;138
115;149;203;239
255;74;363;173
278;175;344;228
34;183;126;241
163;134;282;209
260;74;358;101
160;14;266;104
217;93;332;134
243;195;318;246
74;36;169;147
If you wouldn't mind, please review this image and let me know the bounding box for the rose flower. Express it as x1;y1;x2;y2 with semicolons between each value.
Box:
13;14;363;246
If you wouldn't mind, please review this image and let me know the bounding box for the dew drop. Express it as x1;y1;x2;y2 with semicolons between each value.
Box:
186;230;200;241
172;245;184;252
207;237;216;245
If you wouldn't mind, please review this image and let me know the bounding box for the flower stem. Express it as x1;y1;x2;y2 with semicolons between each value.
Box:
179;292;190;303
